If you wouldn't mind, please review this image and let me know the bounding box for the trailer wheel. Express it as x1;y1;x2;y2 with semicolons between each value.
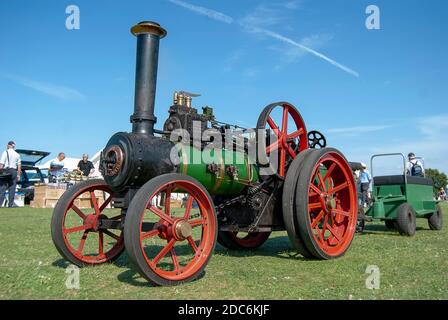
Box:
294;148;358;259
257;102;308;178
384;220;396;229
428;204;443;231
396;203;416;236
217;231;271;250
124;174;217;286
51;179;124;266
282;149;314;258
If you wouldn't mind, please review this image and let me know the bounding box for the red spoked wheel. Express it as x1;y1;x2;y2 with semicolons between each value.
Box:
124;173;217;286
217;231;271;250
51;179;124;266
295;148;358;259
257;102;308;178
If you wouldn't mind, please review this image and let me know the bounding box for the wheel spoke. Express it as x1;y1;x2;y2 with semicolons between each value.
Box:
150;205;175;224
287;145;296;158
311;210;326;228
286;128;304;140
77;230;89;253
171;248;181;272
333;209;351;218
164;187;172;216
326;224;342;242
183;196;194;219
329;182;349;194
309;202;322;210
141;229;159;240
187;236;198;254
98;232;104;256
310;183;322;195
317;172;327;192
71;204;86;220
103;229;121;241
64;224;90;234
189;219;205;228
99;194;113;211
153;239;175;265
279;148;286;177
266;139;279;154
323;163;337;184
90;191;100;215
281;105;289;135
267;116;281;136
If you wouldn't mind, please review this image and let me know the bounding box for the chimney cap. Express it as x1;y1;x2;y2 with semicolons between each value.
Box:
131;21;167;38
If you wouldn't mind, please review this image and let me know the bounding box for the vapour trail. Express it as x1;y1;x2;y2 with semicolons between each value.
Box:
167;0;234;24
168;0;359;77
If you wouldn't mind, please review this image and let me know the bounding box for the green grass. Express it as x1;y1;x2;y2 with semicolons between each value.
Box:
0;203;447;300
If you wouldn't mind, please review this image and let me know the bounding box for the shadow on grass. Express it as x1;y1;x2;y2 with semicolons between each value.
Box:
359;223;427;236
214;236;310;261
116;267;206;287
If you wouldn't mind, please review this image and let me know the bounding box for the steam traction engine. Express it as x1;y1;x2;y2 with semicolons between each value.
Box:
51;21;358;286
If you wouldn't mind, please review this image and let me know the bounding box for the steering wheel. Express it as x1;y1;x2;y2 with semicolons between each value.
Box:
308;130;327;149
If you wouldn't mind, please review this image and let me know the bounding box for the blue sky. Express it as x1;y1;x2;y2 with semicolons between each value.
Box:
0;0;447;174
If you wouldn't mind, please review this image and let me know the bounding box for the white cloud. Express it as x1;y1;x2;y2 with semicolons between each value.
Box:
6;75;85;100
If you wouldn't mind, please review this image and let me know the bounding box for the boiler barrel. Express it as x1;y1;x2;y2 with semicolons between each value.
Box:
176;145;259;195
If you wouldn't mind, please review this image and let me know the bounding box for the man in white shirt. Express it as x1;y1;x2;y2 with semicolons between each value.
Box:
0;141;22;207
406;152;424;177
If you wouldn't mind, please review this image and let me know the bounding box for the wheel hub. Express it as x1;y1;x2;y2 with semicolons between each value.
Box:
324;196;337;211
174;220;192;240
84;214;98;230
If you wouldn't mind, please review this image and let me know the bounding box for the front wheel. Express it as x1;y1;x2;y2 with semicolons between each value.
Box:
124;174;217;286
428;204;443;230
396;203;416;236
51;179;124;266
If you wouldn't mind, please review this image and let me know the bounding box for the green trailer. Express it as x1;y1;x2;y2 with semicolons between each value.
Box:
358;153;444;236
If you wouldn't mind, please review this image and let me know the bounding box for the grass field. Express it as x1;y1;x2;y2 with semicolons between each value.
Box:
0;203;447;300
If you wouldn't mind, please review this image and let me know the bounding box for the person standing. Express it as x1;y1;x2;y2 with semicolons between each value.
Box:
77;154;95;177
0;141;22;207
49;152;66;183
359;163;372;208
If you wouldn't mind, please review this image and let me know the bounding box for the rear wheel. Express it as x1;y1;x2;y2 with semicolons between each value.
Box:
282;149;314;257
217;231;271;250
294;148;358;259
396;203;416;236
428;204;443;230
124;174;217;286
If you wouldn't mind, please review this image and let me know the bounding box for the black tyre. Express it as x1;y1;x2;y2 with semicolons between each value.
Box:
282;149;315;258
51;179;124;267
384;219;396;229
396;203;416;236
217;231;271;250
294;148;358;259
428;204;443;230
124;174;217;286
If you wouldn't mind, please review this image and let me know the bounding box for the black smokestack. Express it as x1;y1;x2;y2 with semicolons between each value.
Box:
130;21;167;135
